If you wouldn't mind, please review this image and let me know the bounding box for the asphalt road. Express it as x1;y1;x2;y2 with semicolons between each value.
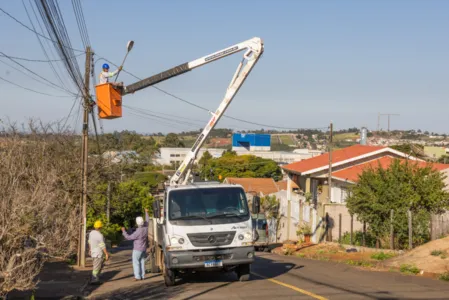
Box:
87;249;449;300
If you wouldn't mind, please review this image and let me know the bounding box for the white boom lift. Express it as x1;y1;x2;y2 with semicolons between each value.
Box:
120;37;264;184
97;37;264;286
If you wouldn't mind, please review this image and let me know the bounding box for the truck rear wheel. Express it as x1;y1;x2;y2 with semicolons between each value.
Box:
236;264;250;281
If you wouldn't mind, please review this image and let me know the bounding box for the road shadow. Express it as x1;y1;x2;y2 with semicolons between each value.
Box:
176;253;296;286
6;260;95;299
87;280;184;300
258;253;449;300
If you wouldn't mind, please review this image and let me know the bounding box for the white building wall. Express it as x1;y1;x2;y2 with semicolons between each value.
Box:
331;181;350;204
155;147;321;165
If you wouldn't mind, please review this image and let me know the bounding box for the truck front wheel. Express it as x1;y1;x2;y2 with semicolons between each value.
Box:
236;264;250;281
163;267;176;287
160;250;176;286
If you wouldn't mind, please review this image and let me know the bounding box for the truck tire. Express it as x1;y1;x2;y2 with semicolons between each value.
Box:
236;264;250;282
163;267;176;287
160;250;176;287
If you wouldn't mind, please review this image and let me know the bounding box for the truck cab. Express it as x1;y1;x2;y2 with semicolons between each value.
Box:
152;182;259;286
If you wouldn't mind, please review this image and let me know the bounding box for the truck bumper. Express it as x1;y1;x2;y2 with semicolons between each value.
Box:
166;246;255;270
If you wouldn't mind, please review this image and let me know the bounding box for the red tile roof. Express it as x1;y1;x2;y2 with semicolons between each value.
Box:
224;177;279;195
332;156;449;182
275;180;299;191
282;144;386;174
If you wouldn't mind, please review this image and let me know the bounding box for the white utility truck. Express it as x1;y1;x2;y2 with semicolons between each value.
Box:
98;37;264;286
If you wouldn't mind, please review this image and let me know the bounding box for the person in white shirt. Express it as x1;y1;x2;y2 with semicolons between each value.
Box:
99;63;123;86
88;220;109;284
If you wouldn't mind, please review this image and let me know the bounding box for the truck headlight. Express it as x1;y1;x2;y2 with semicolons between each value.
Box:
244;232;252;240
170;236;186;245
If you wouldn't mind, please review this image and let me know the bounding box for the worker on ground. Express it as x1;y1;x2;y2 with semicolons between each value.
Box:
99;63;123;86
88;220;109;284
121;208;149;281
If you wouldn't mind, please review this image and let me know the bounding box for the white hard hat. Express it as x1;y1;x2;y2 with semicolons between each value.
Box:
136;216;144;226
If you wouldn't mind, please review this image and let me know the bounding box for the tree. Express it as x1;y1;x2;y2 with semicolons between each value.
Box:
163;133;185;147
0;121;101;295
346;159;449;249
204;154;282;181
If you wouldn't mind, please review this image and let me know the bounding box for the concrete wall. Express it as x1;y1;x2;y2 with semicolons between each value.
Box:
431;212;449;240
323;204;363;242
270;190;303;242
155;147;316;165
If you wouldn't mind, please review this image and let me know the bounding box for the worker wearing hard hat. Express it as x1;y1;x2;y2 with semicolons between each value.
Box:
121;209;149;281
99;63;123;85
88;220;109;284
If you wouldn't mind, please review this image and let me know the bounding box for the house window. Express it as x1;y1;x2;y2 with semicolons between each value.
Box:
170;154;175;157
341;187;349;204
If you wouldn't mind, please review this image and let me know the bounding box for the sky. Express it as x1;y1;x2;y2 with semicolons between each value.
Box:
1;0;449;134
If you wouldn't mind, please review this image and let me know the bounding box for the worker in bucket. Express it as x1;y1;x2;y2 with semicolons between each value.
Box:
99;63;123;86
88;220;110;284
121;208;149;281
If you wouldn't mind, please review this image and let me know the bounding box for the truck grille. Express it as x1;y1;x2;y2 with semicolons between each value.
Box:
187;231;236;247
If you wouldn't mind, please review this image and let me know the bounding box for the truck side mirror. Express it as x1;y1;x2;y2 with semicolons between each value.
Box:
153;200;161;218
252;195;260;214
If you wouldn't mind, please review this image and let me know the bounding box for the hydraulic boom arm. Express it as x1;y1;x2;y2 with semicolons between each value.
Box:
121;37;264;185
169;38;263;185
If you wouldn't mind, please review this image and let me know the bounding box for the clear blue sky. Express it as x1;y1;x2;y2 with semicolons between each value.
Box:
1;0;448;134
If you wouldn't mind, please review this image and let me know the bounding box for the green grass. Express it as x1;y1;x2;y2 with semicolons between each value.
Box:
400;264;420;275
370;252;396;261
439;272;449;281
346;260;374;268
431;250;444;256
280;135;295;145
333;132;359;142
296;253;306;258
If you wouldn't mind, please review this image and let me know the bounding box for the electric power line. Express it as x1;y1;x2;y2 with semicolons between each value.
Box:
34;0;86;97
0;50;76;95
95;56;328;131
0;74;72;97
0;52;84;63
71;0;90;48
0;6;84;53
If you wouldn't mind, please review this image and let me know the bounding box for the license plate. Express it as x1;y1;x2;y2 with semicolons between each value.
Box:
204;260;223;268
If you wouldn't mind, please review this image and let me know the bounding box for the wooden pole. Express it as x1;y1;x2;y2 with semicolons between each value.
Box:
390;209;394;249
338;213;342;243
350;214;354;245
78;46;92;268
328;122;333;203
408;210;413;250
107;182;111;223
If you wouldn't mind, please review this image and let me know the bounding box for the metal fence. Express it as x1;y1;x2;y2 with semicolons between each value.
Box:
323;206;449;250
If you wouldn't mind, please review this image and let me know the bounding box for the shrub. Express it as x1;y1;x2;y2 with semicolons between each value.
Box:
431;250;445;256
340;231;377;248
400;264;420;275
439;272;449;281
371;252;395;261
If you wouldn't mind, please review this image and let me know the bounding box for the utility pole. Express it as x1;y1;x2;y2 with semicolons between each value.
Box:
328;122;333;203
377;113;380;131
106;181;111;223
78;46;92;267
379;113;400;132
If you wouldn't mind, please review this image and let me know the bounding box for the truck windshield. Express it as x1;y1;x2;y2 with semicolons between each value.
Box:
168;187;249;224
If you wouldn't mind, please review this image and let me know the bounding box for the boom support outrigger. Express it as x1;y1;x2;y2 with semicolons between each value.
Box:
122;37;264;185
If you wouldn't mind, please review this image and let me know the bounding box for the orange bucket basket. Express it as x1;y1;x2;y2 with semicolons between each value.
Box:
95;83;122;119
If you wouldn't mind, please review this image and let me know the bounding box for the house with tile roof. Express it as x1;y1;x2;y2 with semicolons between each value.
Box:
281;144;449;243
223;177;299;197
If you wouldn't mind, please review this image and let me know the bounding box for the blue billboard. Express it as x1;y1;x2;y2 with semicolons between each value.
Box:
232;133;271;151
